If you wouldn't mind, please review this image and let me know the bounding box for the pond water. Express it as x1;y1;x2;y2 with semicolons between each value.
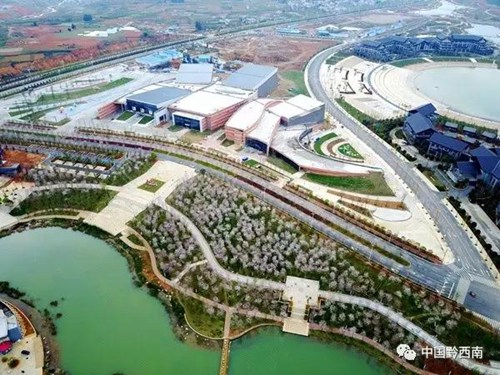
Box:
0;227;394;375
413;66;500;123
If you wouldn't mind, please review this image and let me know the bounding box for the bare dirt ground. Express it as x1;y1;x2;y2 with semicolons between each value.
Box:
8;25;103;50
0;33;179;79
215;33;332;71
274;75;295;97
358;13;412;25
0;5;34;20
4;150;45;168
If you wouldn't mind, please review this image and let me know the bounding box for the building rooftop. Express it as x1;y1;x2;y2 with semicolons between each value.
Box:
463;126;477;134
445;121;458;130
269;102;305;119
429;133;469;152
246;111;281;145
127;87;191;107
456;161;480;179
409;103;437;117
450;34;485;42
272;127;379;175
406;113;433;134
222;63;277;91
168;90;245;116
269;94;324;120
225;99;277;131
471;146;500;173
462;135;477;144
0;310;7;340
286;94;324;112
491;161;500;179
176;63;213;84
136;49;183;67
482;131;497;140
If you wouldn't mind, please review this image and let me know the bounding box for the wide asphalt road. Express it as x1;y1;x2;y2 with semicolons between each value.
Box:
3;118;500;321
305;46;500;321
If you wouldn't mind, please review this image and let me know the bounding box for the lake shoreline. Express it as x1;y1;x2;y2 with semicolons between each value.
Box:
0;220;422;375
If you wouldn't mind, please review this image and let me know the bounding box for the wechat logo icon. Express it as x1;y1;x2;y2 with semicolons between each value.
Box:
397;344;417;361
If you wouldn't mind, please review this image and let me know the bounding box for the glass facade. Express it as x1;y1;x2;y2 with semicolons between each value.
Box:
173;114;201;131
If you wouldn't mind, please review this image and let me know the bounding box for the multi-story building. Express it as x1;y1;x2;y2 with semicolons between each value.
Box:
222;63;278;98
168;90;246;132
403;112;435;145
354;34;494;62
427;133;469;160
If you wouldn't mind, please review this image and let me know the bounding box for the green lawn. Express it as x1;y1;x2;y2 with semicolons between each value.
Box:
390;58;425;68
281;70;308;95
267;155;299;174
138;179;165;193
243;159;281;179
313;132;337;155
304;173;394;196
335;98;375;126
35;77;133;105
338;143;362;159
222;138;234;147
243;159;259;167
9;108;32;117
180;130;214;144
180;296;224;338
138;115;153;125
422;170;447;192
20;107;57;121
116;111;135;121
106;155;157;186
127;234;144;246
10;189;117;216
394;128;405;140
168;125;185;132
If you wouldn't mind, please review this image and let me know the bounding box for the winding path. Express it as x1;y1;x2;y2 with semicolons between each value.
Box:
154;198;500;374
4;201;500;373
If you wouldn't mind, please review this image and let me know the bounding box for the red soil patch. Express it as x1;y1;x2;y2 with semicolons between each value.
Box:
216;33;333;71
8;25;102;50
0;33;182;79
424;357;479;375
3;150;45;168
0;5;35;20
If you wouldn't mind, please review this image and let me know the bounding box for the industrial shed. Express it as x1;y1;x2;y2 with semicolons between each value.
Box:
270;95;325;126
125;86;191;125
168;90;246;131
176;63;213;85
222;63;278;97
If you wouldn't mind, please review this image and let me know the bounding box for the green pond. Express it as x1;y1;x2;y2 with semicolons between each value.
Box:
0;227;393;375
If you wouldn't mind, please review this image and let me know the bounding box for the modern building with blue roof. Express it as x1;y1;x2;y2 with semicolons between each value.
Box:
481;131;497;142
136;49;183;68
403;112;434;144
444;121;458;132
222;63;278;97
463;145;500;190
462;126;477;137
452;161;480;182
354;34;494;62
409;103;437;119
427;133;469;159
125;86;192;125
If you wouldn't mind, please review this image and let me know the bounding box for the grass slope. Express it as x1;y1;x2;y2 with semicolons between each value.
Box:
305;173;393;196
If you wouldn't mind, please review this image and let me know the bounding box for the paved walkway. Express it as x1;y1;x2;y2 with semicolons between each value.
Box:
462;201;500;255
158;200;500;374
85;161;195;235
3;156;499;373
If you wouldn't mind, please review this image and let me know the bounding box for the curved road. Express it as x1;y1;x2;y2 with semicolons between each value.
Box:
305;45;500;321
4;129;499;321
157;196;500;375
